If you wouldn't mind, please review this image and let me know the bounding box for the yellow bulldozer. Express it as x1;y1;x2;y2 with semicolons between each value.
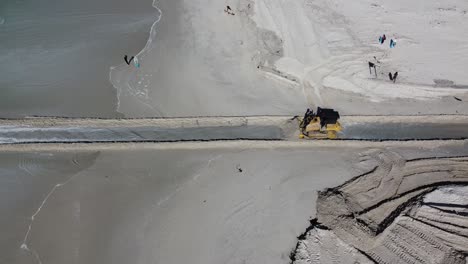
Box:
299;107;342;139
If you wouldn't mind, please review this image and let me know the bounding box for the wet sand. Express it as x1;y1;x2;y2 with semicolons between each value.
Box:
1;140;467;264
0;0;158;117
2;146;358;264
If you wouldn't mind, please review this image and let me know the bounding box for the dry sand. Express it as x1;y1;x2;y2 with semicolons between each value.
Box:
110;0;308;117
1;140;467;264
110;0;468;117
2;0;468;117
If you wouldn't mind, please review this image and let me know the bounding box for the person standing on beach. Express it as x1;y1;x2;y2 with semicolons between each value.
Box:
388;72;393;81
134;57;140;68
393;72;398;83
124;55;134;65
379;34;386;44
368;62;377;77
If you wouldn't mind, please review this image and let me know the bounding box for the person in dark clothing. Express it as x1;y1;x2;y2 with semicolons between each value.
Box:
368;62;374;73
393;72;398;83
368;62;377;76
381;34;386;44
388;72;393;81
124;55;134;65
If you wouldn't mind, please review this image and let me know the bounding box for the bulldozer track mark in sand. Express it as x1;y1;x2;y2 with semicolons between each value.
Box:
423;205;468;218
414;214;468;232
422;202;468;209
355;181;468;218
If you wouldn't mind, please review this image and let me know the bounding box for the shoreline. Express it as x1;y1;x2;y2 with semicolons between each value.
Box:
0;0;157;118
109;0;163;115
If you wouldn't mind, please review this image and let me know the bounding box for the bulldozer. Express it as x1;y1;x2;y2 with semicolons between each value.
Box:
298;107;342;139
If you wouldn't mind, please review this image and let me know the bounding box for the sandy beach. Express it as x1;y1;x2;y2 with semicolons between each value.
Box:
2;0;468;263
1;145;358;264
2;0;468;117
1;140;467;264
111;0;468;117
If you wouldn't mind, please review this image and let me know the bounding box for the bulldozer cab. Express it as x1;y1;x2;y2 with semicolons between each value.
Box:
299;107;342;139
316;107;340;128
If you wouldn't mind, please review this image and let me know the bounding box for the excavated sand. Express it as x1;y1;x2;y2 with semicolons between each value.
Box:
292;149;468;264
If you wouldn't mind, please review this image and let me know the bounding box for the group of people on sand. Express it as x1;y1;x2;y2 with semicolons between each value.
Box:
369;34;399;83
378;34;396;48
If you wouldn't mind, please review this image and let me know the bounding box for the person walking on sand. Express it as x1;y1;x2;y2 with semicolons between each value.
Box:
388;72;393;82
368;62;377;77
393;72;398;83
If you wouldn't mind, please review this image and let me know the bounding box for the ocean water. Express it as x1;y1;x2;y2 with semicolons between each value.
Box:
0;0;158;117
